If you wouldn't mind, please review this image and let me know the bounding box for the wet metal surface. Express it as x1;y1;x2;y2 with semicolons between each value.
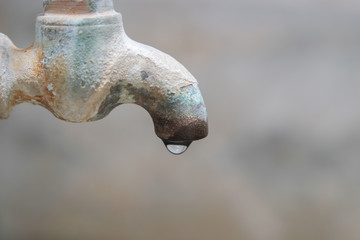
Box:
0;0;208;142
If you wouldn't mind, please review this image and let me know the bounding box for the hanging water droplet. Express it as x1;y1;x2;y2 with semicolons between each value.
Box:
162;140;192;155
167;144;187;155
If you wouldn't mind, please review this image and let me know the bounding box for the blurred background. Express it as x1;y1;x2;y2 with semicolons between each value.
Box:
1;0;360;239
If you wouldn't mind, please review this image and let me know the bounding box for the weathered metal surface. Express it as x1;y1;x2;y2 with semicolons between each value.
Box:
0;0;208;142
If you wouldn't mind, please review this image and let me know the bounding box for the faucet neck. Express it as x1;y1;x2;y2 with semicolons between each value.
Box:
43;0;114;14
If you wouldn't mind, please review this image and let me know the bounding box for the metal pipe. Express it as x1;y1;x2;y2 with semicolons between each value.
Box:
0;0;208;153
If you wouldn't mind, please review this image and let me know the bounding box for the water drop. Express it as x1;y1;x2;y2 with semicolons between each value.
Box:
162;140;192;155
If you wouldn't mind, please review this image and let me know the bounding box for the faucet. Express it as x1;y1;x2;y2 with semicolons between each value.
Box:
0;0;208;154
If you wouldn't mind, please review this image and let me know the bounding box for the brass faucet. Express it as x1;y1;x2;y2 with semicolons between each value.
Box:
0;0;208;154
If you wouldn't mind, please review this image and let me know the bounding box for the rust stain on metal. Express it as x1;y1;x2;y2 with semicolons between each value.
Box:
0;0;208;144
45;0;93;14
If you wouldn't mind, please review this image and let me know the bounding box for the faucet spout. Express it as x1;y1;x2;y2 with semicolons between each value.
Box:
0;0;208;147
92;37;208;141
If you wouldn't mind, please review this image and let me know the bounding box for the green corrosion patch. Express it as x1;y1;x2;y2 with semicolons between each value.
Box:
87;0;97;11
43;0;51;8
87;0;113;12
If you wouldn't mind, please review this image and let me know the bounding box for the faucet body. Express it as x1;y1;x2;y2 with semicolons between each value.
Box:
0;0;208;142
